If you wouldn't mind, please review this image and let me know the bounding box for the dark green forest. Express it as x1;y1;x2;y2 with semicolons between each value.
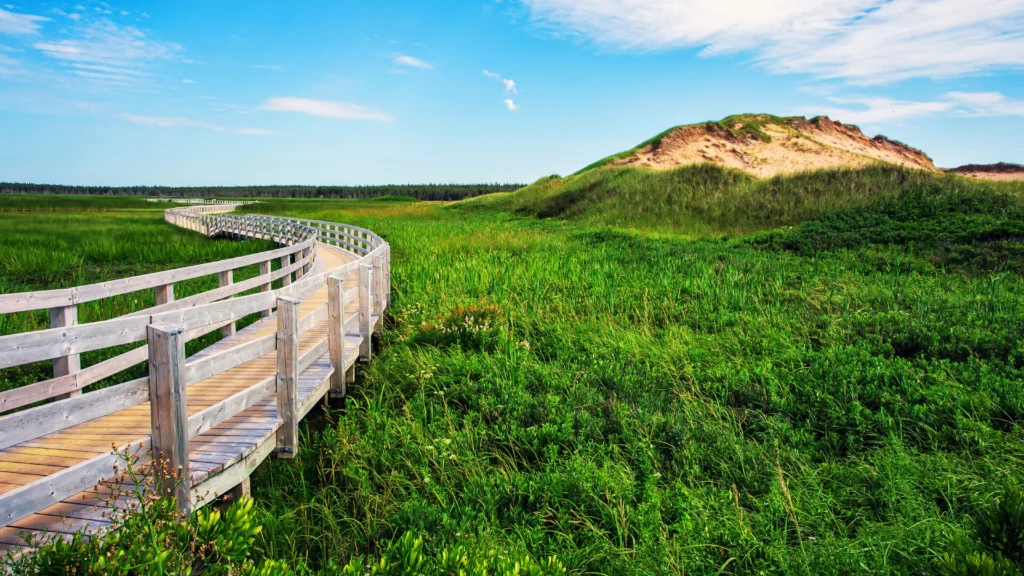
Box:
0;182;522;201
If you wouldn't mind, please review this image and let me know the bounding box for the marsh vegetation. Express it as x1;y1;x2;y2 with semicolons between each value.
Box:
4;165;1024;574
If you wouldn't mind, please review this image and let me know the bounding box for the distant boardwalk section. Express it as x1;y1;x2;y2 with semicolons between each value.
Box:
0;201;390;556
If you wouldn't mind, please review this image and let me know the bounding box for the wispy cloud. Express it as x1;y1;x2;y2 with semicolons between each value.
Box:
946;91;1024;116
0;52;19;75
259;97;393;122
251;64;285;71
483;69;518;93
33;18;182;86
0;7;48;35
811;91;1024;124
393;53;432;69
485;70;521;110
522;0;1024;84
181;78;195;84
119;113;277;135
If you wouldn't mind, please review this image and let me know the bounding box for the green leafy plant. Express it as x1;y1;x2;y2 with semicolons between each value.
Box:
942;482;1024;576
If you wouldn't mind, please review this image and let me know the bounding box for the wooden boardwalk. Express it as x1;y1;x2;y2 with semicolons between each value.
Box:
0;203;390;557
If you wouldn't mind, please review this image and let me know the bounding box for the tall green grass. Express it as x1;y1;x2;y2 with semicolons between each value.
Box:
234;181;1024;574
480;163;1024;237
7;172;1024;574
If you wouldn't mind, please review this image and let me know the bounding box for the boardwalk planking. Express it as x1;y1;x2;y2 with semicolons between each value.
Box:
0;205;387;559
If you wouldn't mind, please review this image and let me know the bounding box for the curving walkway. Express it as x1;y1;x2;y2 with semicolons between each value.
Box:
0;204;389;557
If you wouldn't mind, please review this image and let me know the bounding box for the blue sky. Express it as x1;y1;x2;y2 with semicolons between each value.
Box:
0;0;1022;186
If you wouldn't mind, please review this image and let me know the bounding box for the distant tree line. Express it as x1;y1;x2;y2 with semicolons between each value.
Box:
0;182;523;201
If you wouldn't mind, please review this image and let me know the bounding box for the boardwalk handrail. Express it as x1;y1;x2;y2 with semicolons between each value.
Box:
0;201;390;532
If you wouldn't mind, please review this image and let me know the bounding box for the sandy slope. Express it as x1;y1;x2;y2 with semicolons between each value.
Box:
612;116;939;178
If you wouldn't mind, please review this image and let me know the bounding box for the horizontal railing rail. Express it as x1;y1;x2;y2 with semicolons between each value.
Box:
0;200;390;531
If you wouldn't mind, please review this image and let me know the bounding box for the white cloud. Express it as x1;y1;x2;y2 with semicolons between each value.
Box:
812;91;1024;124
503;98;519;111
68;13;81;21
393;53;432;69
0;52;19;75
251;64;285;71
0;7;48;34
182;78;195;84
815;97;953;124
259;97;393;122
483;69;518;93
946;91;1024;116
120;113;277;135
33;19;182;86
521;0;1024;83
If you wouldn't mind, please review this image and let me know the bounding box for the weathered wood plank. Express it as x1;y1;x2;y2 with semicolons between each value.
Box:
359;263;372;360
0;377;150;451
274;297;299;459
187;376;275;439
184;333;276;386
0;439;150;529
147;323;190;513
327;275;346;398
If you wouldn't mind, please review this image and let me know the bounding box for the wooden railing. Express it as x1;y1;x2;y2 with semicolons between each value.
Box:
0;201;390;528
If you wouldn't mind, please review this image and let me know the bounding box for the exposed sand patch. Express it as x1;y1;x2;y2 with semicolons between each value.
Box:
612;116;939;178
946;163;1024;182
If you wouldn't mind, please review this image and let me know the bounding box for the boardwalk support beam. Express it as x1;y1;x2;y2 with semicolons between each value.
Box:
147;322;191;514
373;253;384;335
155;283;174;306
280;255;292;286
218;270;235;338
275;297;300;458
327;275;346;399
358;263;372;361
259;260;272;318
50;305;81;400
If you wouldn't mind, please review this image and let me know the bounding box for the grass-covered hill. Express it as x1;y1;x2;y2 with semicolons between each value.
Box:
470;163;1024;237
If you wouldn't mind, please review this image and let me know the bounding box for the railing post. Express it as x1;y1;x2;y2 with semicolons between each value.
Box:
275;297;299;458
280;255;291;286
259;261;272;318
147;323;190;514
373;252;384;335
155;283;174;306
380;243;387;311
218;269;236;337
294;247;306;280
49;305;81;399
327;275;346;399
358;263;372;360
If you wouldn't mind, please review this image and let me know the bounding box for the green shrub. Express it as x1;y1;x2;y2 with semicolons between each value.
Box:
942;482;1024;576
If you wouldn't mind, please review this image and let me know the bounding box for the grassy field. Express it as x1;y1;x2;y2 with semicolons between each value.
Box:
5;166;1024;574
